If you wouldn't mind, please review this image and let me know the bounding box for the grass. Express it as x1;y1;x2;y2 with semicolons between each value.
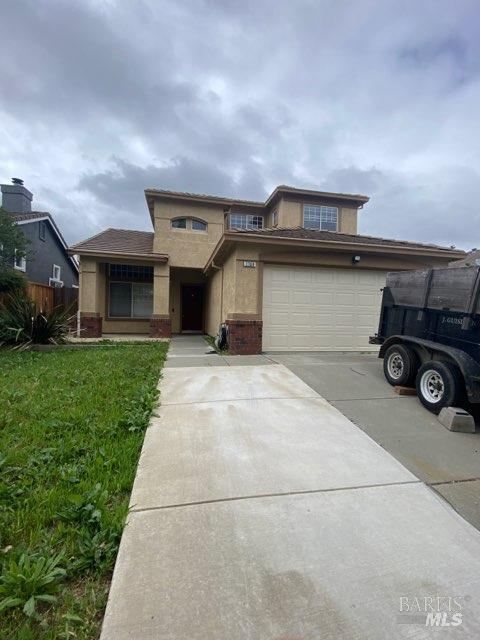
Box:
0;342;168;639
204;335;228;355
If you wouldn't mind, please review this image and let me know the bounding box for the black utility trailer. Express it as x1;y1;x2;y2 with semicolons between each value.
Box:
370;266;480;414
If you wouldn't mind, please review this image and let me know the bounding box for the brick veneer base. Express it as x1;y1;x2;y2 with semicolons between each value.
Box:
226;319;263;355
150;316;172;338
80;314;102;338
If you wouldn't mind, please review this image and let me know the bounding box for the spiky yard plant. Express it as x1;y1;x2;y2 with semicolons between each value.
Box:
0;293;73;347
0;552;66;619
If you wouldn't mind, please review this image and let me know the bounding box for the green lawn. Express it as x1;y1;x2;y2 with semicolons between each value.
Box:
0;342;168;639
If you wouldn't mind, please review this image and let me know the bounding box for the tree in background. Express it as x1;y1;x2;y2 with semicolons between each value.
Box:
0;207;28;293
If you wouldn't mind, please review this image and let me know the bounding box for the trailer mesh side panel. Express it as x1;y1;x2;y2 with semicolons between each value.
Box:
428;268;478;312
386;270;429;307
386;267;480;314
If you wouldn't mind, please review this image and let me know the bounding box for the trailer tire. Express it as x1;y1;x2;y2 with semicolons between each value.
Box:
383;344;419;387
415;361;462;414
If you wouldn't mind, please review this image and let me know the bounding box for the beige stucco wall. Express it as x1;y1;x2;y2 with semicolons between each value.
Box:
153;200;225;268
340;207;358;234
153;263;170;316
79;258;105;314
276;198;359;234
205;267;222;336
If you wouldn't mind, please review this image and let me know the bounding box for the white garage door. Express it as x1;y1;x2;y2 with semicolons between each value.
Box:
262;265;387;351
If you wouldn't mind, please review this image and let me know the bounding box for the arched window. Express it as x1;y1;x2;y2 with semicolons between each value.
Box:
170;217;208;231
171;218;187;229
191;219;207;231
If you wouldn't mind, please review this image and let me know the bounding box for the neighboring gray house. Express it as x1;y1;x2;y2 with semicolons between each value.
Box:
1;179;78;288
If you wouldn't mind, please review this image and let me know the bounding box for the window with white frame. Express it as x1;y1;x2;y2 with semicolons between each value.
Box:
303;205;338;231
14;249;26;272
171;218;187;229
229;214;264;230
109;282;153;318
171;217;208;231
52;264;61;281
271;209;278;227
191;219;207;231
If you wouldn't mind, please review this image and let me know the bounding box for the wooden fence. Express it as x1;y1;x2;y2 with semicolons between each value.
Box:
0;282;78;315
27;282;55;312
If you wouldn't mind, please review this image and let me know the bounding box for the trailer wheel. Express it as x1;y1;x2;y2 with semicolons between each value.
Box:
415;361;462;414
383;344;418;386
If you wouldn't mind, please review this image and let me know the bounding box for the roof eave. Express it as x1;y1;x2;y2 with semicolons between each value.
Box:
69;248;168;263
204;232;464;271
265;186;370;207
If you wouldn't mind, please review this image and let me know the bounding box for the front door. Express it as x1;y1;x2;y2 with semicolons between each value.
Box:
181;284;204;332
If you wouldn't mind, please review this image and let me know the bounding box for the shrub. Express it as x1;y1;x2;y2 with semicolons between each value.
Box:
0;292;73;347
0;268;27;295
0;551;66;619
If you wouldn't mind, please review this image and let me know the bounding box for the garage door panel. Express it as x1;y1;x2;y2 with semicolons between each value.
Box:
263;265;386;351
311;292;334;305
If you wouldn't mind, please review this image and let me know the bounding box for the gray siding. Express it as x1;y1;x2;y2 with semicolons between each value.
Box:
19;220;78;287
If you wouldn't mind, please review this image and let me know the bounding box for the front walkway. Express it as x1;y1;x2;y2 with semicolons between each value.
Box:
100;348;480;639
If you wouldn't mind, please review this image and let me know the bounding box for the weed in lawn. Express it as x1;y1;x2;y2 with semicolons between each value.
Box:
57;484;108;532
117;385;159;434
71;526;121;576
0;551;66;619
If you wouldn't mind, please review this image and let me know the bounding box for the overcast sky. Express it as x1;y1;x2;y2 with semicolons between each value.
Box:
1;0;479;249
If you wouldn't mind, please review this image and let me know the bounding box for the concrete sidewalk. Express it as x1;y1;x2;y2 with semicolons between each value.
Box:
101;363;480;639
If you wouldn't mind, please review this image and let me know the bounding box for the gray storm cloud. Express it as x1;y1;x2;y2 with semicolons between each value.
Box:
0;0;479;249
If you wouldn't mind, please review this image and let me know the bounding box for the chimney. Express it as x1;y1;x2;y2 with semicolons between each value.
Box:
1;178;33;213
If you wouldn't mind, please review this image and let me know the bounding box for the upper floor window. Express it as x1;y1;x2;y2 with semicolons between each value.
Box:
39;221;46;241
271;210;278;227
171;217;208;231
52;264;61;281
14;249;26;272
191;219;207;231
303;205;338;231
229;214;263;230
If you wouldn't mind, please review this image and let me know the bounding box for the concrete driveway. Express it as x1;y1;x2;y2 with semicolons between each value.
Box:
268;351;480;531
101;341;480;639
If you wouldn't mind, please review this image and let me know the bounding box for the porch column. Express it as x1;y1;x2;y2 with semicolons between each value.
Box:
225;247;263;355
150;262;171;337
79;258;103;338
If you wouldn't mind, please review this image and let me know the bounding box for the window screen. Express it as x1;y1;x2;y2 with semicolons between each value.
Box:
109;282;132;317
303;205;338;231
132;283;153;317
192;219;207;231
229;214;264;230
109;282;153;317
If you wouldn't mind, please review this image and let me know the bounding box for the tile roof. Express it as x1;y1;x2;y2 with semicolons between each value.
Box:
227;227;461;253
8;211;52;222
145;184;369;207
145;188;264;206
70;228;167;259
449;249;480;267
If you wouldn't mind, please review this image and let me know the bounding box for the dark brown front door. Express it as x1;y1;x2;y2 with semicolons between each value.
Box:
181;284;204;332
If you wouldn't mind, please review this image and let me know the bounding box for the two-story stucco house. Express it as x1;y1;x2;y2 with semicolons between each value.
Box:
70;185;464;353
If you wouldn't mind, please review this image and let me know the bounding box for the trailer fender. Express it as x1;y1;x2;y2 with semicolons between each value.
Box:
379;335;480;402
